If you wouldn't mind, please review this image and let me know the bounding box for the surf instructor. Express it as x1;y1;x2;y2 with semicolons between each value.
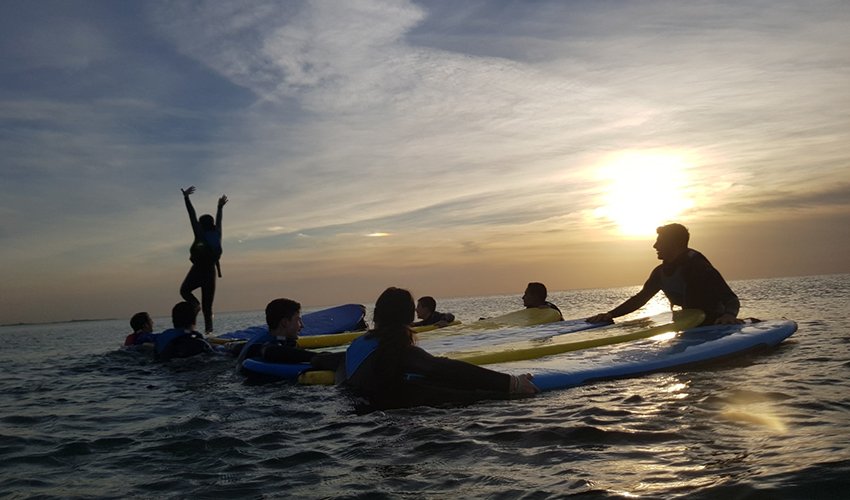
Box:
180;185;227;334
587;223;742;326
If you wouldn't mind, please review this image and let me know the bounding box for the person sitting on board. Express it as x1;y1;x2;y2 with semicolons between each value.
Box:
124;311;156;346
343;287;539;410
179;185;227;335
155;301;214;360
236;298;343;369
522;282;564;320
587;223;742;326
411;296;456;328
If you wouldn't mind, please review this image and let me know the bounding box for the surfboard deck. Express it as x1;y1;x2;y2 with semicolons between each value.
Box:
495;319;798;392
444;309;704;364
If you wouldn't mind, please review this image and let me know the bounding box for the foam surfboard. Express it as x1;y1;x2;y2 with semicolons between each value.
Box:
497;319;797;392
294;320;462;349
209;304;366;344
241;311;698;385
444;309;704;365
433;307;564;334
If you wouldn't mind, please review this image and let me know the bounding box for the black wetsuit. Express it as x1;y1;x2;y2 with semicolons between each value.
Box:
180;196;222;333
609;248;740;325
411;311;456;327
345;336;511;410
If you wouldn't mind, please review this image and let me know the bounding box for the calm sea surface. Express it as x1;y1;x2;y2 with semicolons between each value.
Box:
1;274;848;499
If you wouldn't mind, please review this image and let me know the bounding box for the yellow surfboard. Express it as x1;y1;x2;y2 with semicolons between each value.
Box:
446;309;704;365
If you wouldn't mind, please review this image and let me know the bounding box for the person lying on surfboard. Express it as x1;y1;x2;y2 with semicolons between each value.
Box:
587;223;742;326
412;296;455;328
522;282;564;320
236;298;342;370
343;287;538;410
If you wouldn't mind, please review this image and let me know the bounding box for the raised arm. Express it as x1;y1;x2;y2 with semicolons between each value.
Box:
181;186;200;234
215;194;228;234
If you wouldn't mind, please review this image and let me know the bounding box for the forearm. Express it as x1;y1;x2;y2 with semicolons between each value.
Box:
607;290;653;318
184;195;198;226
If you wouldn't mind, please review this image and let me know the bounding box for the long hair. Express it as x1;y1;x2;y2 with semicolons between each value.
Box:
369;287;415;390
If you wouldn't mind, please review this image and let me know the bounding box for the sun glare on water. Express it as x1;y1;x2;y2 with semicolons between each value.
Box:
594;152;694;237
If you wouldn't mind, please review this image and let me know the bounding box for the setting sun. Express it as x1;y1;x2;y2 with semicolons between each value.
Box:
594;152;695;236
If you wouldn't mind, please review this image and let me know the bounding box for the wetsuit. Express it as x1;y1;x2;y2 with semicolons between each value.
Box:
344;334;512;410
608;248;740;325
155;328;213;361
412;311;456;327
180;196;223;333
543;301;564;321
124;331;157;346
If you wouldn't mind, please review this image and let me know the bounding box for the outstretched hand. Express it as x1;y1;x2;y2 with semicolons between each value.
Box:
586;312;613;324
510;373;540;395
715;313;744;325
218;195;228;207
181;186;196;197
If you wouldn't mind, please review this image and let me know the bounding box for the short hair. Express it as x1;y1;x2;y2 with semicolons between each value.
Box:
417;296;437;312
130;312;150;331
266;298;301;329
172;302;198;329
199;214;215;231
656;223;690;247
526;282;548;300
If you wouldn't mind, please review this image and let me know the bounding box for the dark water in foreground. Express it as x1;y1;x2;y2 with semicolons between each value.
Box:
1;274;849;499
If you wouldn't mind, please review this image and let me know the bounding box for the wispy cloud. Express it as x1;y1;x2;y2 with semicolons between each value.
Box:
1;0;849;322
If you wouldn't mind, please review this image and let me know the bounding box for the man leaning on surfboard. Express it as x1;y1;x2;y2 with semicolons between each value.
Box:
588;223;741;326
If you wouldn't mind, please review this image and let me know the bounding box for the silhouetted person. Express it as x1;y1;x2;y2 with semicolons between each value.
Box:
124;312;155;346
179;186;227;334
236;298;343;373
412;296;455;328
587;223;741;326
155;301;214;360
522;282;564;320
344;287;538;410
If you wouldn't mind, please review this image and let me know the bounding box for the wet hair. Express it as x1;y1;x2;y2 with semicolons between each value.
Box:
172;301;198;329
370;287;416;393
199;214;215;231
526;282;548;301
130;312;150;331
265;298;301;329
656;223;690;247
417;296;437;313
374;287;415;331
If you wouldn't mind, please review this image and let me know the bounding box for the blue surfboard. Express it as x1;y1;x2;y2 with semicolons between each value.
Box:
496;319;797;392
213;303;366;342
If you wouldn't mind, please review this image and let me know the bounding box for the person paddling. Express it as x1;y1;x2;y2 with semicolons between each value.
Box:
179;186;227;334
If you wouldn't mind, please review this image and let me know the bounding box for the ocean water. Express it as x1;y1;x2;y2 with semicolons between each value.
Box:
1;274;848;499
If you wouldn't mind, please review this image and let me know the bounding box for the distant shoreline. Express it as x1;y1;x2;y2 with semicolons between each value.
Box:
1;318;118;327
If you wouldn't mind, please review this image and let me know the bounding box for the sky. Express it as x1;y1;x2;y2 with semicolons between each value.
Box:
1;0;849;324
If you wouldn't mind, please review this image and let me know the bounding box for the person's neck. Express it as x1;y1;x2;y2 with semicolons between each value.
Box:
663;248;688;265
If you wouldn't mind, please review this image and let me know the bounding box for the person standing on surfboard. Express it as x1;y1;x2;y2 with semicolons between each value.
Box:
523;282;564;320
179;186;227;334
587;223;741;326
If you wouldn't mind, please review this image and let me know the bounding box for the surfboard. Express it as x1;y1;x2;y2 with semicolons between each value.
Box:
443;309;704;365
243;311;697;385
497;319;797;392
210;303;366;344
436;307;563;333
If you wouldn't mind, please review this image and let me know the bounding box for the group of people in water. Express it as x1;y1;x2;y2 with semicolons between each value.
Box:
124;187;742;409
